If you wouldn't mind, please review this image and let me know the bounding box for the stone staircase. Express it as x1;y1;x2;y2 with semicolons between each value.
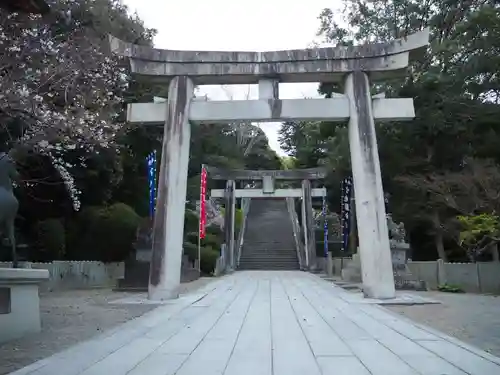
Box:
238;199;299;270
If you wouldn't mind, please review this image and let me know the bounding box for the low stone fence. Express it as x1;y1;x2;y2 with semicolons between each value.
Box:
408;260;500;294
332;257;500;294
332;257;353;276
0;261;124;291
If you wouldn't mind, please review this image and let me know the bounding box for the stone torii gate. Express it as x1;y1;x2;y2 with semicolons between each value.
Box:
109;29;429;300
205;166;327;273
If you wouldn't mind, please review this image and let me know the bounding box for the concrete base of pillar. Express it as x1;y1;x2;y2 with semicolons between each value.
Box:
326;252;333;277
341;253;362;283
148;285;180;301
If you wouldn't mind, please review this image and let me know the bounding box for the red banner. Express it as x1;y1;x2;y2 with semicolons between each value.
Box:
199;166;207;239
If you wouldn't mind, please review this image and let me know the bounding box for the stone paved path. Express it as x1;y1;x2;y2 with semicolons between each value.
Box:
10;271;500;375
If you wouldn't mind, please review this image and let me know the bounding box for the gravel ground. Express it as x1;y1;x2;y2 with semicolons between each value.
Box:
0;278;214;375
386;291;500;357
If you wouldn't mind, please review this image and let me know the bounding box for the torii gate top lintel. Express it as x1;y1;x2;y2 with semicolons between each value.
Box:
204;166;327;181
108;29;429;85
206;166;327;198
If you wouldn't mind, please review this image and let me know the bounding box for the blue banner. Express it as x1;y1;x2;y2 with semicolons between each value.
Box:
322;195;328;256
341;177;353;252
146;151;157;218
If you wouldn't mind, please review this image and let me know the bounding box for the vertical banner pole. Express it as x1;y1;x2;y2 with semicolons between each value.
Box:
146;153;151;218
153;150;157;215
197;230;201;272
146;151;157;220
322;195;328;257
340;179;345;270
198;165;207;272
341;179;345;252
341;177;353;254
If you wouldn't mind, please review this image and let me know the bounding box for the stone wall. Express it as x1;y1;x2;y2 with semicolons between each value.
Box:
0;261;124;291
333;257;500;294
331;257;354;278
408;260;500;294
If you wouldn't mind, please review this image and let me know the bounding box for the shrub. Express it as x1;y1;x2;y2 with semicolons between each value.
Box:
184;209;199;233
203;233;221;250
457;213;500;260
185;231;221;251
438;284;465;293
35;218;65;260
219;208;243;230
206;225;223;237
235;208;243;230
67;203;141;262
185;231;198;244
200;247;219;275
183;242;198;263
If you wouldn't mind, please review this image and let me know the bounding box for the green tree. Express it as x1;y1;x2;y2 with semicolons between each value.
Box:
278;0;500;261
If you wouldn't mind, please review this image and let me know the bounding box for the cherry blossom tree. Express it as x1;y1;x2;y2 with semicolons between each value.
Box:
0;0;155;210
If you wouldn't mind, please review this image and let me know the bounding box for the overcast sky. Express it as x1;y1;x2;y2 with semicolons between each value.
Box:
122;0;341;155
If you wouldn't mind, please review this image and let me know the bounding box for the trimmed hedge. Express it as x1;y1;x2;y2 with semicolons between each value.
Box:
35;218;66;260
67;203;141;262
200;247;219;275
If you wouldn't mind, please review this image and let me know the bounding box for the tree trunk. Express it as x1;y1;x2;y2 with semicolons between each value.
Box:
491;243;500;262
432;211;448;262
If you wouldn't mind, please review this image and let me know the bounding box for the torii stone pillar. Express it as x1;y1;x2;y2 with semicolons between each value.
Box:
148;76;194;301
345;71;394;299
224;180;236;272
302;180;316;271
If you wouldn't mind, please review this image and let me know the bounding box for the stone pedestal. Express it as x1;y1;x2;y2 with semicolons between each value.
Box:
326;252;334;277
341;252;362;283
340;245;426;292
118;254;200;292
0;268;49;343
117;219;199;291
391;242;426;291
117;220;153;291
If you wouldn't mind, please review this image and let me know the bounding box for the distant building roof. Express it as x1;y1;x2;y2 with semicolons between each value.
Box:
0;0;50;14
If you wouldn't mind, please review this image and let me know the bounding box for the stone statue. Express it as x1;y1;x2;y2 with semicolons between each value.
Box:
387;214;406;243
0;151;20;268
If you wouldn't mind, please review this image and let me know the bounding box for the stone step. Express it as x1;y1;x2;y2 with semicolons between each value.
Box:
240;198;298;271
239;262;299;267
238;264;299;270
241;260;297;264
245;240;294;245
239;255;298;260
239;258;299;263
241;250;297;255
241;248;298;252
240;257;298;262
242;250;297;254
242;256;297;259
245;232;293;236
244;250;296;253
